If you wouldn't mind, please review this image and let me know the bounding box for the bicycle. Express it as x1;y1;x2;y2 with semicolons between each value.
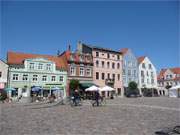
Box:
91;96;106;107
68;96;82;107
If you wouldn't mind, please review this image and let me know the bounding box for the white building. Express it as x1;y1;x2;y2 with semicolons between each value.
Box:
0;60;8;89
137;56;158;95
158;67;180;96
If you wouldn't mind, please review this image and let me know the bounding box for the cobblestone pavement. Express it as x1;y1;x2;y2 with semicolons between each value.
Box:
0;97;180;135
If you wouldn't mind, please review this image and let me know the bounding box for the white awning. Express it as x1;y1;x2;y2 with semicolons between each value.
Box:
85;85;100;92
100;86;115;92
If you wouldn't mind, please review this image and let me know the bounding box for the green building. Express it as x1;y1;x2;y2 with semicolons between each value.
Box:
7;51;67;100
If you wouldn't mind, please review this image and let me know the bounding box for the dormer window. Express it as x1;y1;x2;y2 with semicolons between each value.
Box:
38;63;43;70
46;64;51;71
29;63;34;70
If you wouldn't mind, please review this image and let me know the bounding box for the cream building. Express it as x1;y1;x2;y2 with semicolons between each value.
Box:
0;60;8;89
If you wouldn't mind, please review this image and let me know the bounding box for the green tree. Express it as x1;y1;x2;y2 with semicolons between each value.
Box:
126;81;139;96
69;79;79;95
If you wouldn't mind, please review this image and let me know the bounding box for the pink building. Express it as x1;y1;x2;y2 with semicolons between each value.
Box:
78;43;124;97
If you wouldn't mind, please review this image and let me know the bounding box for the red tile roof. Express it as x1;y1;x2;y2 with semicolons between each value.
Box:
120;48;129;55
7;51;66;70
157;67;180;80
137;56;146;64
170;67;180;74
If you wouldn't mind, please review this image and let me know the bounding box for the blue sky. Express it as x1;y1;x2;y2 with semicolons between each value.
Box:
1;1;179;72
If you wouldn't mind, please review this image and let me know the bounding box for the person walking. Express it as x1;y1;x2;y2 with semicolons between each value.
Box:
93;91;100;106
73;89;79;106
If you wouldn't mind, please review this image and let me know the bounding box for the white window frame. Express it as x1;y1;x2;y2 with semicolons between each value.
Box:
12;74;19;81
29;63;35;70
22;74;28;81
46;64;51;71
70;66;76;76
59;76;64;82
51;76;56;82
32;75;38;82
38;63;43;70
42;75;47;82
79;67;84;76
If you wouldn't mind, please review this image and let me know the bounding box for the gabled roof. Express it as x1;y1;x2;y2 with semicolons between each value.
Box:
137;56;146;64
157;69;167;80
119;48;129;55
7;51;66;70
157;67;180;80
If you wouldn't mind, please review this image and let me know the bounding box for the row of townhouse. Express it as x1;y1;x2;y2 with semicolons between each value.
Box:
1;41;171;99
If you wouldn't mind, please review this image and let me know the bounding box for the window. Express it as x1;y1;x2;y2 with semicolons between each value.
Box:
101;61;105;68
38;63;43;70
107;73;110;79
142;63;145;68
141;71;144;77
117;63;120;69
12;74;18;80
96;52;99;57
96;72;99;80
46;64;51;70
169;75;172;78
80;67;84;76
29;63;34;69
0;72;2;78
107;53;110;58
141;78;144;83
42;75;47;81
133;70;136;76
70;67;76;75
118;74;120;81
117;55;120;60
59;76;64;82
149;64;152;69
51;76;56;81
112;62;115;69
147;71;149;76
112;74;115;80
86;68;91;76
102;73;105;80
96;60;99;67
22;74;28;81
151;79;154;84
128;70;131;75
32;75;38;81
151;72;154;77
107;62;110;68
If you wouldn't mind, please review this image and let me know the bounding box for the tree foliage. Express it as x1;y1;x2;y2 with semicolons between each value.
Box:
69;79;79;95
126;81;139;96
